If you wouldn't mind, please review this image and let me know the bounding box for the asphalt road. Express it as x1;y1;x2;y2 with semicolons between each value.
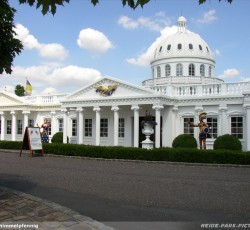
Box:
1;150;250;229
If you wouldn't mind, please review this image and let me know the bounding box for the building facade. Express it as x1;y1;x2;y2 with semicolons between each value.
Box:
1;17;250;151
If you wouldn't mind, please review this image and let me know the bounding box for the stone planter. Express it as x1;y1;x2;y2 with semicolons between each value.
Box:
141;122;155;149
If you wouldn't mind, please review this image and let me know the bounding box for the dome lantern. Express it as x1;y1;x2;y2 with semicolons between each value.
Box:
178;16;187;32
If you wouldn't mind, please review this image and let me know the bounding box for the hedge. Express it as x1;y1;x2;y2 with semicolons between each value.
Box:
0;141;250;165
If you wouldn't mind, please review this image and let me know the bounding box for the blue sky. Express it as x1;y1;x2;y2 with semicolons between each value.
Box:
1;0;250;95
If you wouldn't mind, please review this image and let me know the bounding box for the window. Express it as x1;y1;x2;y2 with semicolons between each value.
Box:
177;43;182;50
199;45;202;51
28;119;34;127
184;118;194;136
72;119;77;136
159;46;162;53
189;44;193;50
85;119;92;137
100;118;108;137
7;120;12;135
17;120;22;135
119;118;125;138
167;44;171;51
157;66;161;78
189;64;195;76
200;64;205;77
165;64;171;76
176;63;183;76
152;68;154;78
209;66;212;77
206;46;209;52
58;119;63;132
207;117;217;139
231;117;243;139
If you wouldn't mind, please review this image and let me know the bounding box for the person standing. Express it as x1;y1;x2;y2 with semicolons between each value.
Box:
37;119;50;143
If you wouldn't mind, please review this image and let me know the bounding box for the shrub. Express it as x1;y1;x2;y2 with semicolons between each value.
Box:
172;134;197;148
51;132;63;143
214;134;242;151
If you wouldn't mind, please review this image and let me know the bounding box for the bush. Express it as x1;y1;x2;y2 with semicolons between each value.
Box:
172;134;197;149
214;134;242;151
51;132;63;143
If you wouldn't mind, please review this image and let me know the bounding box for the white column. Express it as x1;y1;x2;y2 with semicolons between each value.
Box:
111;106;119;146
61;109;68;143
0;112;5;141
219;105;228;135
51;111;56;138
11;111;16;141
77;107;84;144
153;105;164;148
93;106;100;146
245;105;250;151
22;110;30;132
131;105;140;147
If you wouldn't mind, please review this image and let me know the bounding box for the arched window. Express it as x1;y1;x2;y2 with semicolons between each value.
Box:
176;64;183;76
159;46;162;53
157;66;161;78
200;64;205;77
165;64;171;76
177;43;182;50
189;64;195;76
189;44;193;50
167;44;171;51
209;66;212;77
199;45;202;51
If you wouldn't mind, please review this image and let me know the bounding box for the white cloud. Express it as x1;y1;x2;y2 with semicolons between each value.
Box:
14;24;68;61
219;68;240;79
214;49;221;56
0;65;103;94
126;26;177;66
118;12;171;31
77;28;114;53
39;44;68;61
197;10;217;24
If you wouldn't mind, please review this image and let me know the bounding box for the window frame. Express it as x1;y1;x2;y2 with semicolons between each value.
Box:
17;120;23;135
183;117;194;137
84;118;92;137
231;116;243;139
206;117;218;139
100;118;108;137
72;119;77;137
118;118;125;138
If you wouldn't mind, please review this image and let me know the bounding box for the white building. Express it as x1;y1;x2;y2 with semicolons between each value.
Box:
1;16;250;151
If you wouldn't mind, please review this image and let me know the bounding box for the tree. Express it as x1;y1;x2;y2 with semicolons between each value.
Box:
0;0;23;74
0;0;234;75
15;84;25;96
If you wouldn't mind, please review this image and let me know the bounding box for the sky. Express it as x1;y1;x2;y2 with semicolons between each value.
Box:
1;0;250;95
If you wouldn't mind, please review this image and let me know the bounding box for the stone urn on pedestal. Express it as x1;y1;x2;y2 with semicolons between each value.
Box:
141;116;157;149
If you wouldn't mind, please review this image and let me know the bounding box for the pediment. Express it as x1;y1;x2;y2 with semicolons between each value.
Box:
0;92;25;106
64;77;155;101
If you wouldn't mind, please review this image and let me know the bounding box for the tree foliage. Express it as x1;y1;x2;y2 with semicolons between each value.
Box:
0;0;234;75
14;84;25;96
0;0;23;74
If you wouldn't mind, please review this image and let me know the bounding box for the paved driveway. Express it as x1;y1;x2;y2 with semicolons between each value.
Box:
0;150;250;228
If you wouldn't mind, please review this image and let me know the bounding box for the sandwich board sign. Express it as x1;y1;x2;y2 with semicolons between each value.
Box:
20;127;44;157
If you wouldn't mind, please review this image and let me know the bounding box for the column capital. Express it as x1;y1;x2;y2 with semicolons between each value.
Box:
219;105;228;112
194;106;203;112
172;106;178;112
10;111;16;115
0;111;4;116
243;104;250;109
152;105;164;110
93;106;100;112
76;107;85;113
61;108;68;113
131;105;140;111
51;111;56;116
22;110;30;115
111;106;119;112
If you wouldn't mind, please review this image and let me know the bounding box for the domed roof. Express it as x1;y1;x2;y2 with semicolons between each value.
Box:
152;16;214;62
